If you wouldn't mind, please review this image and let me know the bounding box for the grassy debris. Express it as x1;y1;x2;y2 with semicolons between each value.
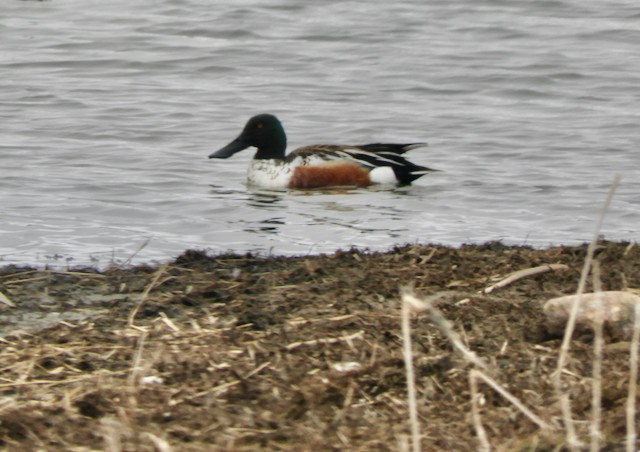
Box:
0;242;638;450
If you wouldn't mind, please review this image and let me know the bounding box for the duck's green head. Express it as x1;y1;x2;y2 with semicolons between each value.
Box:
209;113;287;160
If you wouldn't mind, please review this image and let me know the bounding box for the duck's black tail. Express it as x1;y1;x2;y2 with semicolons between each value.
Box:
358;143;427;155
356;143;436;185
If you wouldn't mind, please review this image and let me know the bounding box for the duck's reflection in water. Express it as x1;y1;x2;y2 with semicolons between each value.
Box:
246;190;284;209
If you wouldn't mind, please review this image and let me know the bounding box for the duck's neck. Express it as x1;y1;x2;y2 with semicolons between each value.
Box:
254;128;287;160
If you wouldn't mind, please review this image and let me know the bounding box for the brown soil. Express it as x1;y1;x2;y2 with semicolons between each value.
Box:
0;241;638;451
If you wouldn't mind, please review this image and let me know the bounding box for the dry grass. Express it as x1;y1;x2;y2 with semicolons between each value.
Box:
401;287;554;452
396;176;639;451
1;239;639;450
627;303;640;452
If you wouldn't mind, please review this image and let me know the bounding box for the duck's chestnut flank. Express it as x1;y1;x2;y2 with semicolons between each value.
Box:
289;163;371;189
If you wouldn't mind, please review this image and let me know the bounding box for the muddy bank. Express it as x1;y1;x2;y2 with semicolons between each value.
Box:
0;242;638;450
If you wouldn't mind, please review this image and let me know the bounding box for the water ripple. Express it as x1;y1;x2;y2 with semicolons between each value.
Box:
1;0;639;267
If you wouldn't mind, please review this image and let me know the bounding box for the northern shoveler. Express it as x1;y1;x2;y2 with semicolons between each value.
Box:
208;114;435;189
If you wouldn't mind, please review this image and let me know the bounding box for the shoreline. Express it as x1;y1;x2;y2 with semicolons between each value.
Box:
0;236;605;273
1;241;638;450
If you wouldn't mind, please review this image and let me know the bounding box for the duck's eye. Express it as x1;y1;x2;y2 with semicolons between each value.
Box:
256;123;264;129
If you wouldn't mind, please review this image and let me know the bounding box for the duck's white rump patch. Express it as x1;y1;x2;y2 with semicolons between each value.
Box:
368;166;397;185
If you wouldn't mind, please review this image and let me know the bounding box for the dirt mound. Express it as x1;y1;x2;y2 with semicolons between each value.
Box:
1;242;638;450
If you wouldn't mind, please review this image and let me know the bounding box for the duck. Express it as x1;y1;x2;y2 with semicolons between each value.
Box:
208;114;435;189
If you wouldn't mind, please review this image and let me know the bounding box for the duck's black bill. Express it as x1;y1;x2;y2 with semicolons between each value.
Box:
209;137;250;159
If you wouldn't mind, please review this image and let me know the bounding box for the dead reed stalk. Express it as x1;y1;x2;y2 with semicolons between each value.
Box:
401;289;486;370
0;291;15;307
401;292;421;452
627;303;640;452
128;264;168;329
469;370;491;452
590;261;604;452
554;174;620;451
401;288;553;450
121;237;152;267
483;264;569;294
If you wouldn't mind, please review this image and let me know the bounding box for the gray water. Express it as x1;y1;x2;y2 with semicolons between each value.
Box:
1;0;639;268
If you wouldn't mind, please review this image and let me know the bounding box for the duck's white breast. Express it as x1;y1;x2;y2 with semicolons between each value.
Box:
247;160;294;189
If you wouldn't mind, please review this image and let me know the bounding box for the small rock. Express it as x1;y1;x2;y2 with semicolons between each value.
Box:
544;291;640;340
331;361;362;373
140;375;164;386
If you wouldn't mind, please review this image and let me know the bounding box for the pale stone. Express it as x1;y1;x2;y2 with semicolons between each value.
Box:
543;291;640;340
